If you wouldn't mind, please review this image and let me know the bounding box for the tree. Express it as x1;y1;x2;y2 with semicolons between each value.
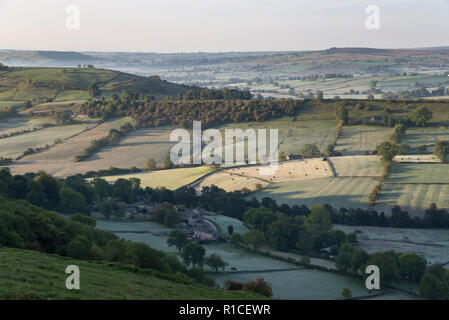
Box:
67;235;92;259
351;249;369;274
230;233;242;246
299;144;321;158
60;187;86;213
88;82;100;97
419;274;448;299
377;141;409;162
342;288;352;298
167;230;188;253
367;252;400;284
398;253;426;282
409;107;433;127
205;253;228;272
304;205;332;234
182;242;206;267
434;140;449;163
335;106;349;124
336;243;354;272
163;153;175;169
145;158;157;171
243;230;266;252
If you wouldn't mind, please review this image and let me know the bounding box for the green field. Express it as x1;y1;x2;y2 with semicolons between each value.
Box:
335;125;392;156
0;247;265;300
219;118;338;155
0;122;96;159
88;127;176;168
100;166;215;190
0;116;57;136
251;177;378;209
400;126;449;152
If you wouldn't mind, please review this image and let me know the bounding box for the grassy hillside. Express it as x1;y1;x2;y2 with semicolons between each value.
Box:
0;247;266;300
0;67;193;102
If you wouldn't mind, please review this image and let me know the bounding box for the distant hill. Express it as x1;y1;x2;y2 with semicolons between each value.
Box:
0;66;194;102
0;50;97;66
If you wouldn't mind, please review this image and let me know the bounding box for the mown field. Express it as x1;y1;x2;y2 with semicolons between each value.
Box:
372;163;449;216
0;247;265;300
387;163;449;184
197;171;270;193
9;117;133;176
330;156;383;177
88;127;176;168
374;183;449;216
335;125;392;156
100;166;215;190
251;177;378;209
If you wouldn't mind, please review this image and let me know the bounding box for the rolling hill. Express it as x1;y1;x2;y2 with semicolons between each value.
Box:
0;66;194;102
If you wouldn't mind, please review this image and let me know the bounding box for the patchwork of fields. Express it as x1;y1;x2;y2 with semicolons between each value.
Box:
0;122;96;159
8;117;132;176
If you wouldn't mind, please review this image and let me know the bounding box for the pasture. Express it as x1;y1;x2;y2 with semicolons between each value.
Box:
0;122;95;159
100;166;215;190
335;125;392;156
251;177;378;209
329;155;383;177
0;115;57;136
86;127;176;168
218;118;337;155
400;126;449;152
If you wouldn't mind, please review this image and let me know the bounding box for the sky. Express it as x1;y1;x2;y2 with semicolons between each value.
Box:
0;0;448;53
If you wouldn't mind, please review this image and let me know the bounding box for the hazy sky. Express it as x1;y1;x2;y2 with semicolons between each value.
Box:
0;0;448;52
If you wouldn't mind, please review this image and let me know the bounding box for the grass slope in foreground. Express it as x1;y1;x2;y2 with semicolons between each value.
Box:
0;247;266;300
